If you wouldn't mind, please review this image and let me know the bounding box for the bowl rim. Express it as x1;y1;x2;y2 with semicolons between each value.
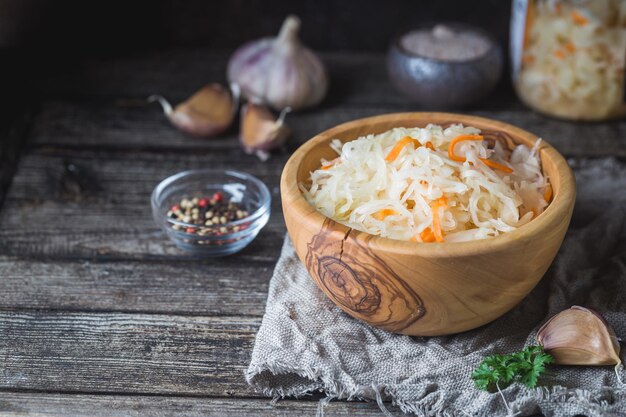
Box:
389;22;501;65
281;112;576;258
151;168;272;234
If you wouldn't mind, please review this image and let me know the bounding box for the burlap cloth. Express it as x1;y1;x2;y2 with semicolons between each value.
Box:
246;158;626;417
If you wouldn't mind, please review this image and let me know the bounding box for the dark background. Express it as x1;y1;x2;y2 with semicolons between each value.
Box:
0;0;511;53
0;0;514;201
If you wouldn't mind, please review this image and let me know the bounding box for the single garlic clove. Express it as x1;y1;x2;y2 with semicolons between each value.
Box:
240;102;291;161
536;306;621;366
149;83;240;138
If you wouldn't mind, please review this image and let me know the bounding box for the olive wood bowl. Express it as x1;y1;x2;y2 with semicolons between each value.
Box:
280;113;576;336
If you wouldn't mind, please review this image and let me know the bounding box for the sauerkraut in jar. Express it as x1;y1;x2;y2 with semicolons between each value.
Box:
511;0;626;120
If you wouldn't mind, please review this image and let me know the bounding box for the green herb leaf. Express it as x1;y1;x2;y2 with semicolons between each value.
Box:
471;346;553;392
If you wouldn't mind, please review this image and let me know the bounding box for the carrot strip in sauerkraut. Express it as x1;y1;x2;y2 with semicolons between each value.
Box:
432;197;447;243
385;137;436;162
544;185;552;203
448;134;513;173
374;209;397;220
481;159;514;174
448;134;484;161
419;228;436;243
385;136;418;162
571;10;588;26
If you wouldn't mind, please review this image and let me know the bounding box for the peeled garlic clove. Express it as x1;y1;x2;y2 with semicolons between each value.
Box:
227;15;328;111
536;306;621;366
240;102;290;161
149;83;239;138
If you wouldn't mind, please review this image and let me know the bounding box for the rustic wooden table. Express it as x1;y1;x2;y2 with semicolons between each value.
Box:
0;49;624;416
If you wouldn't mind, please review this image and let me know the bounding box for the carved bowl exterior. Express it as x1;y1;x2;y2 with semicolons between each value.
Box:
280;113;575;336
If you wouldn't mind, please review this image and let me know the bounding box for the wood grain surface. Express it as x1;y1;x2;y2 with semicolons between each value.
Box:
0;392;387;417
0;48;622;416
0;311;259;396
0;257;272;315
305;219;426;331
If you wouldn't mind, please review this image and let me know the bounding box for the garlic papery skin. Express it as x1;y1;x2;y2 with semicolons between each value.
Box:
149;83;240;138
227;15;328;111
536;306;621;366
240;102;291;161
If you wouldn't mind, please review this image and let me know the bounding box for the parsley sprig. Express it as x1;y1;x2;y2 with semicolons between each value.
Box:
471;346;554;392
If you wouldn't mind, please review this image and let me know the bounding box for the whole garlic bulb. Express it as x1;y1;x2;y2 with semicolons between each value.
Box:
227;15;328;111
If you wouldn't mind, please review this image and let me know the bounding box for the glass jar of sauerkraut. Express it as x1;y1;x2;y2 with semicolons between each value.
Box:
510;0;626;120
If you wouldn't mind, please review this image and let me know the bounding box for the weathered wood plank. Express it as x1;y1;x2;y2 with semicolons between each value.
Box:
29;99;626;157
0;312;259;396
40;49;529;111
0;257;272;316
0;392;387;417
29;100;397;151
41;51;411;107
0;149;286;260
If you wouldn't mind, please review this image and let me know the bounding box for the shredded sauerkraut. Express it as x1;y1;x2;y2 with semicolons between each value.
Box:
302;125;550;243
516;0;626;120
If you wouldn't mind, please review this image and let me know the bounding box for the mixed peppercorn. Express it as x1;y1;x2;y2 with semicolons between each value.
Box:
167;191;250;244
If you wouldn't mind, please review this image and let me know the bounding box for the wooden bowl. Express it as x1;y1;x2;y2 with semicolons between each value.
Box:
280;113;576;336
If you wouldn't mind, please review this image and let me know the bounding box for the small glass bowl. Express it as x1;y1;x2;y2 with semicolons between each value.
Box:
151;169;271;256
